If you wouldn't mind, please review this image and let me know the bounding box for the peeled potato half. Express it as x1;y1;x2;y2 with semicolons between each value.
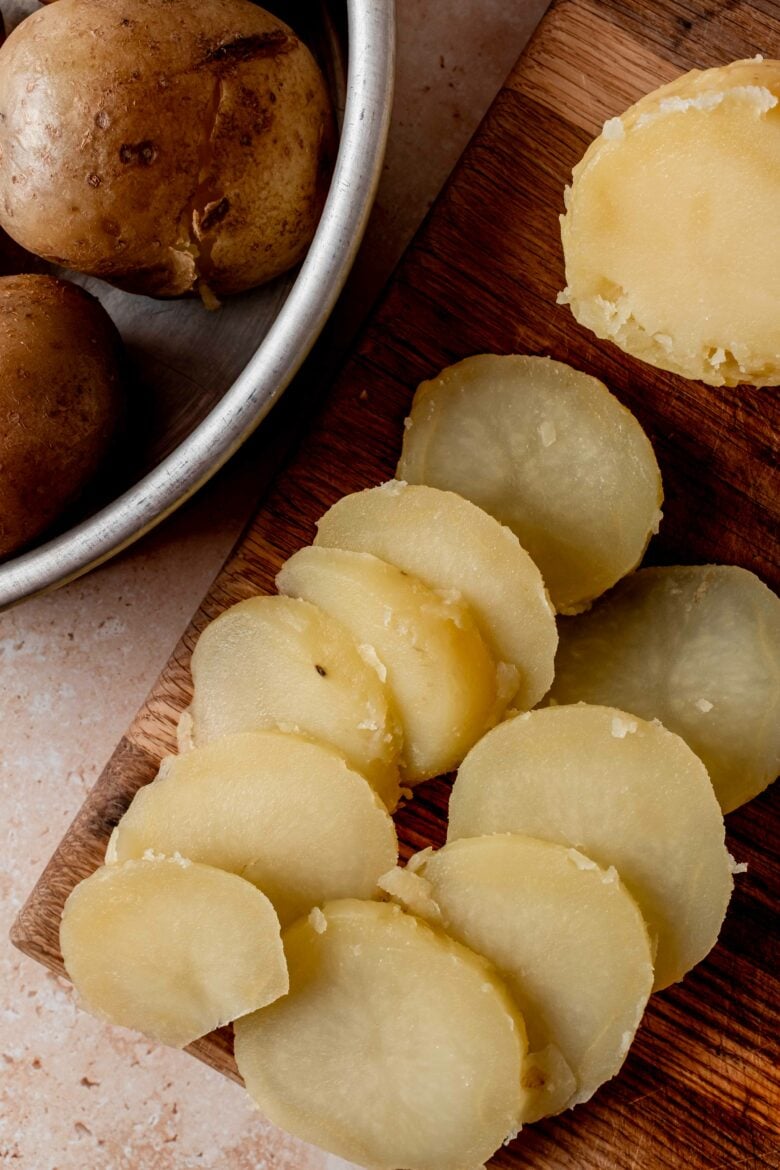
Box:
560;59;780;386
277;546;507;782
415;835;653;1121
60;858;287;1047
234;900;527;1170
107;731;397;926
448;705;732;990
548;565;780;813
315;482;557;710
397;355;662;613
188;595;401;809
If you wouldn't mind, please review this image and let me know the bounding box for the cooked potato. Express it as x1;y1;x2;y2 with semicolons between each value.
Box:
397;355;662;613
548;565;780;813
0;0;333;299
414;836;653;1121
559;59;780;386
187;595;402;809
234;900;528;1170
315;482;557;710
0;274;122;558
60;857;288;1048
277;546;510;783
448;705;733;990
107;730;397;926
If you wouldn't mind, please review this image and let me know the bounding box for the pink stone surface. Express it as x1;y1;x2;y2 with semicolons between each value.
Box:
0;2;548;1165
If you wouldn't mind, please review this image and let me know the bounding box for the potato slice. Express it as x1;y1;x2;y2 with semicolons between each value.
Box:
414;835;653;1120
188;595;401;809
234;899;528;1170
277;546;508;782
396;355;662;613
60;857;287;1048
107;731;397;926
448;705;732;990
549;565;780;813
559;59;780;386
315;482;557;710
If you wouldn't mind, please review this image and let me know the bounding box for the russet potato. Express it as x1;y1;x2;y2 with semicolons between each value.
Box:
234;900;528;1170
548;565;780;813
559;59;780;386
107;730;398;926
0;274;122;558
60;857;288;1048
397;355;662;613
277;546;511;783
187;595;402;809
448;705;733;990
315;481;557;710
414;836;653;1120
0;0;333;299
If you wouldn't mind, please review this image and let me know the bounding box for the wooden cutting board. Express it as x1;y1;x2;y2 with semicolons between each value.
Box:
12;1;780;1166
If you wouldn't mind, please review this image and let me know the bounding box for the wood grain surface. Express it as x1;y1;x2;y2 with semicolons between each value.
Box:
12;1;780;1166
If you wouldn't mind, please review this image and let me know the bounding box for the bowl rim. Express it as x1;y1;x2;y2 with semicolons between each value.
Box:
0;0;395;610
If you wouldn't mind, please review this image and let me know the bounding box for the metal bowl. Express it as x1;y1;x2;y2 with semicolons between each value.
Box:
0;0;394;609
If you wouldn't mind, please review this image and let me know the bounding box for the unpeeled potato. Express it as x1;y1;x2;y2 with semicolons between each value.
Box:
397;355;662;613
315;481;557;710
0;274;123;558
187;595;402;809
234;900;528;1170
277;546;510;783
548;565;780;813
448;705;733;990
0;0;333;298
60;857;288;1047
107;731;397;926
414;835;653;1120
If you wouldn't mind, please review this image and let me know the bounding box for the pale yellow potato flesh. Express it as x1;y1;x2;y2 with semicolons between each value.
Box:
560;59;780;386
234;900;528;1170
415;835;653;1120
188;595;401;809
107;731;397;927
448;705;732;990
548;565;780;813
277;546;507;783
60;858;288;1048
396;355;662;613
315;481;557;710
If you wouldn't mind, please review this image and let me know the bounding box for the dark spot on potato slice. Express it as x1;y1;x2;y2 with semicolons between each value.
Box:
315;664;328;677
204;30;293;65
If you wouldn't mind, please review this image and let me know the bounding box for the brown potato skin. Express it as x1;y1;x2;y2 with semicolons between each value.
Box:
0;0;334;298
0;274;123;558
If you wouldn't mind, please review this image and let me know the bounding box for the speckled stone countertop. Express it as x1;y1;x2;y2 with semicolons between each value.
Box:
0;2;548;1166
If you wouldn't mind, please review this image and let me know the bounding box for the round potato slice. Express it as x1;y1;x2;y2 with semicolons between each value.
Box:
234;900;528;1170
277;546;509;783
415;836;653;1120
315;482;557;710
559;59;780;386
548;566;780;813
188;595;401;809
448;705;732;990
60;858;288;1048
396;355;662;613
107;731;397;926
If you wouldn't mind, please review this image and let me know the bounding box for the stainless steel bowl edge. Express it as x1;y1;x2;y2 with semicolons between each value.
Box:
0;0;395;610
